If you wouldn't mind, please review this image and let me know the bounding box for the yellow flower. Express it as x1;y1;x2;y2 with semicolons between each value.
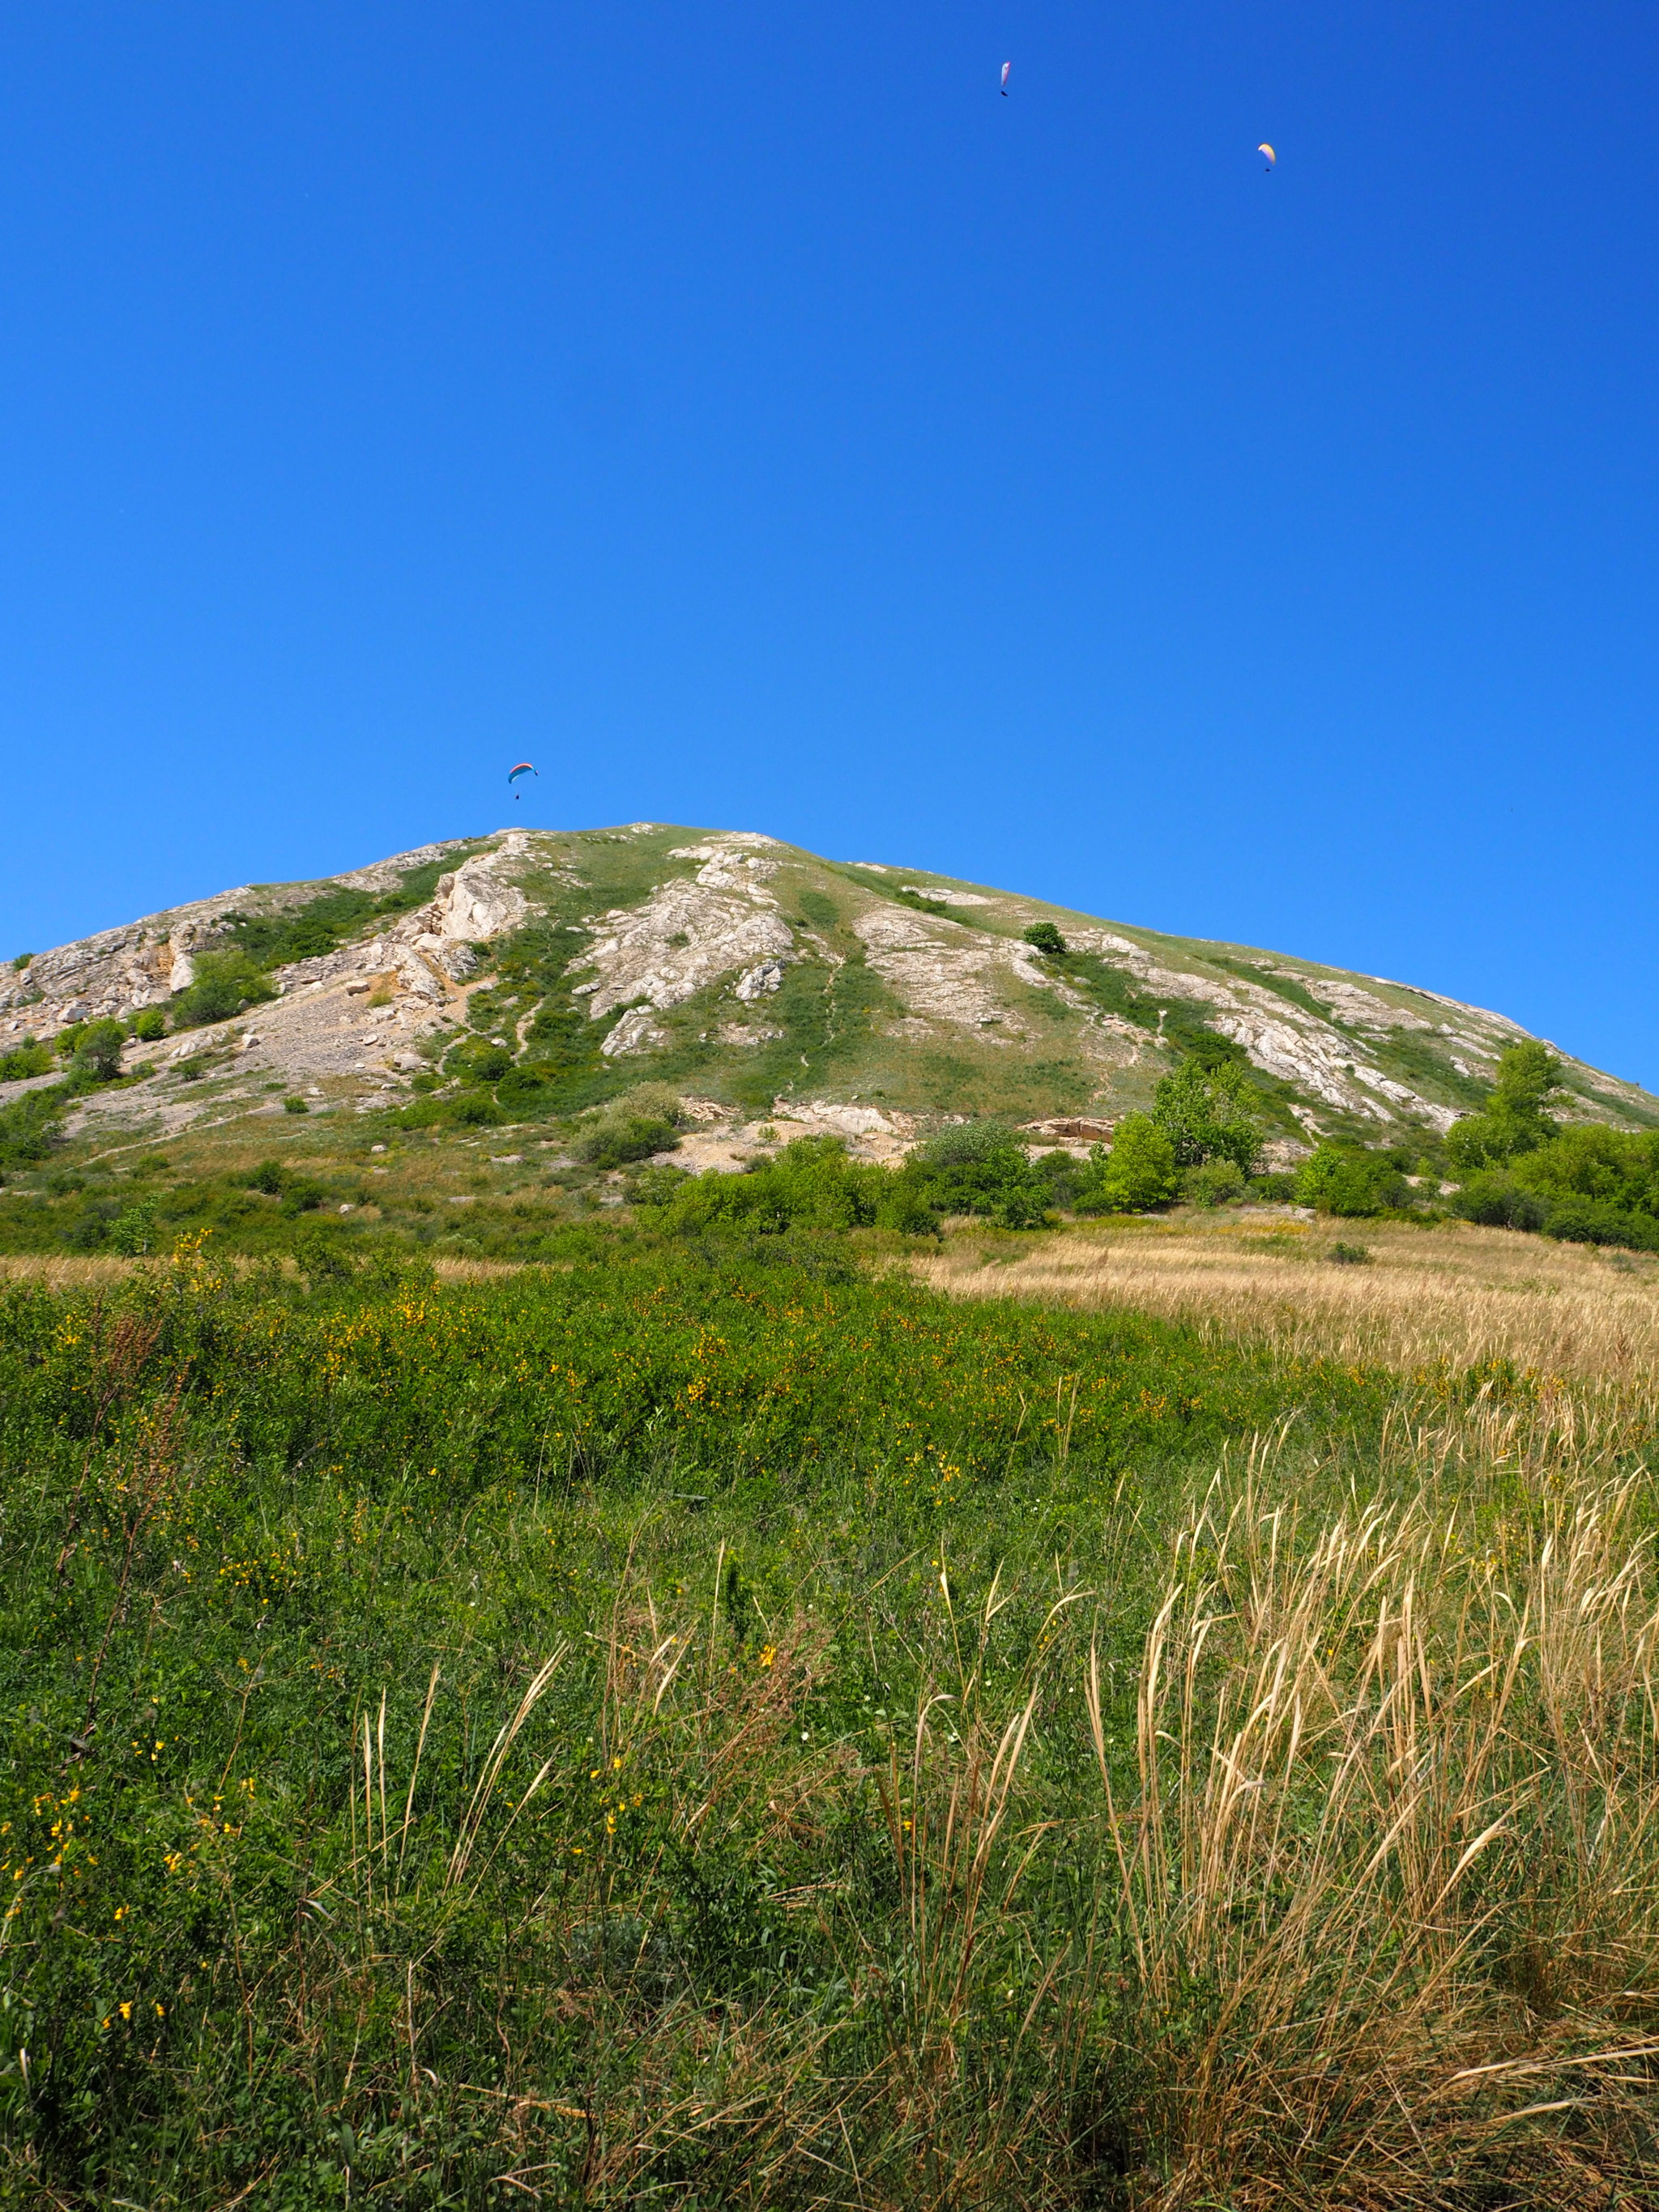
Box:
119;2001;132;2020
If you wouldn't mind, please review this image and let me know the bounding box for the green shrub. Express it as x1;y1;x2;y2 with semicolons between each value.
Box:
72;1017;127;1081
283;1093;309;1115
1450;1172;1549;1233
107;1203;157;1256
579;1115;681;1169
279;1179;326;1217
1293;1145;1409;1217
170;950;277;1029
1250;1170;1298;1201
451;1091;502;1127
248;1160;286;1196
661;1136;938;1238
1022;922;1068;956
1444;1042;1564;1171
1329;1240;1371;1265
1542;1197;1659;1251
1152;1059;1261;1174
1073;1117;1179;1213
445;1038;514;1084
0;1040;53;1082
292;1225;358;1281
130;1005;168;1042
62;1204;115;1251
903;1123;1048;1226
1183;1157;1248;1208
623;1162;695;1207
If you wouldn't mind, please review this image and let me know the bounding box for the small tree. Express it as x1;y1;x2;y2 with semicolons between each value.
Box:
1074;1117;1179;1213
1152;1058;1262;1174
1022;922;1068;957
74;1020;127;1081
1445;1042;1563;1171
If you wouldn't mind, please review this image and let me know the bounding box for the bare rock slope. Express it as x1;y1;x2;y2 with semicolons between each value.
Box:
5;822;1653;1154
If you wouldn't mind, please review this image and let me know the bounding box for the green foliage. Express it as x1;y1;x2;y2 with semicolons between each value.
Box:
578;1115;681;1169
129;1004;168;1042
247;1160;286;1196
9;952;31;970
444;1036;514;1083
221;888;379;966
0;1081;68;1178
904;1123;1050;1229
282;1094;309;1115
660;1136;931;1235
1152;1057;1262;1173
1183;1157;1248;1208
1022;922;1068;956
0;1251;1420;2201
1444;1042;1565;1171
0;1039;54;1082
1450;1123;1659;1250
72;1018;127;1082
170;951;278;1030
1073;1116;1179;1213
1294;1145;1409;1217
106;1202;157;1256
1329;1241;1371;1265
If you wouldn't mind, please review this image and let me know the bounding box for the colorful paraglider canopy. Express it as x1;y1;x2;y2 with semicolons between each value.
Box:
507;761;539;783
1258;143;1276;164
1000;60;1011;92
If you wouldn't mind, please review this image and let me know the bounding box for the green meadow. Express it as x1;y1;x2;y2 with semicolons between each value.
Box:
3;1247;1658;2207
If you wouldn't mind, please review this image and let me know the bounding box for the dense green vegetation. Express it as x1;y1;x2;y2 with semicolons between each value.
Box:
0;1246;1467;2206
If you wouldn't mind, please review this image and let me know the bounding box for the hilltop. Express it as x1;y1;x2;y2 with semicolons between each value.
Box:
3;822;1653;1170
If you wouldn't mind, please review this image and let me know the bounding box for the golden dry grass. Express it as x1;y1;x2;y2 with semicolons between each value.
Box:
0;1252;135;1287
910;1213;1659;1389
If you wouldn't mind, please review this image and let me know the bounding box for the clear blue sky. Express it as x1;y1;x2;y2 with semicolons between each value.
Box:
4;3;1657;1082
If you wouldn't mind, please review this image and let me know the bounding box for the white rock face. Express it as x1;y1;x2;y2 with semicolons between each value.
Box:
601;1008;668;1058
853;905;1050;1041
735;960;786;1001
574;840;793;1026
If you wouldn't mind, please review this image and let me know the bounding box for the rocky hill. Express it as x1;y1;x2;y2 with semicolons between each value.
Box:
4;822;1655;1164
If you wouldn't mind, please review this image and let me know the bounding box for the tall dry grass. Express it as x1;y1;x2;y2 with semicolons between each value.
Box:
1090;1414;1659;2208
912;1217;1659;1395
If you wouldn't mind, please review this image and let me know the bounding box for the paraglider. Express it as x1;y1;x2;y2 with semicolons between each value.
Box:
1258;143;1276;171
1000;61;1011;95
508;761;538;803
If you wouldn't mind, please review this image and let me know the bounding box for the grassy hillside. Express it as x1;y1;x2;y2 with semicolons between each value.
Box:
5;1243;1659;2206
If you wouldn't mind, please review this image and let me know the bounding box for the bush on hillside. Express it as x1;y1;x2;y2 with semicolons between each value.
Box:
1294;1145;1409;1218
1183;1157;1249;1208
903;1123;1051;1229
1152;1058;1262;1174
1073;1116;1179;1213
1449;1171;1549;1234
71;1018;127;1081
0;1040;54;1082
170;950;277;1030
130;1005;168;1042
579;1115;681;1169
1022;922;1068;956
1444;1041;1564;1171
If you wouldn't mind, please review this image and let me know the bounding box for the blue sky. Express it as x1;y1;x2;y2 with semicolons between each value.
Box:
4;3;1658;1082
